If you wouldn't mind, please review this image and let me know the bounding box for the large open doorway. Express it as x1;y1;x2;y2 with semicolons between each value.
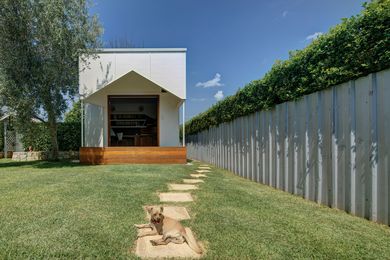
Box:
108;96;158;146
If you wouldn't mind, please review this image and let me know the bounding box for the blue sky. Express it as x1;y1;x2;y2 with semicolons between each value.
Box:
90;0;365;122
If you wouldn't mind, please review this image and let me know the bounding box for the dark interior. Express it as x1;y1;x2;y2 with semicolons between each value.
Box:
108;96;158;146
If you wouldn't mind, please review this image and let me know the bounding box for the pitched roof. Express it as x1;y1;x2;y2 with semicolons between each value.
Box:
83;70;182;103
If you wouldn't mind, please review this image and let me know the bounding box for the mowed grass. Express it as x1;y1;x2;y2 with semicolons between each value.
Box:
0;160;389;259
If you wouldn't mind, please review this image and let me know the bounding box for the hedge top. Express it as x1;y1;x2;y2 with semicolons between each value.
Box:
185;0;390;136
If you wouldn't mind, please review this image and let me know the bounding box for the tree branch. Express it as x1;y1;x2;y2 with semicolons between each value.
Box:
32;115;46;123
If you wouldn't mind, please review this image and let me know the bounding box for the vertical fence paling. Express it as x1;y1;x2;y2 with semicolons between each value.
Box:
186;70;390;226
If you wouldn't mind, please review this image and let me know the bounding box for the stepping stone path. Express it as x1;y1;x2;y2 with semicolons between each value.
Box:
159;192;194;202
190;174;207;178
183;179;204;184
143;205;191;220
135;163;213;258
168;183;198;191
196;169;211;173
136;227;201;258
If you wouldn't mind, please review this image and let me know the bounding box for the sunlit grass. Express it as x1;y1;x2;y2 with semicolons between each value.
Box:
0;159;389;258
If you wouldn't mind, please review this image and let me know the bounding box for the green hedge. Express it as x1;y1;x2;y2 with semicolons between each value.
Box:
21;122;81;151
0;121;3;152
19;101;82;152
185;0;390;136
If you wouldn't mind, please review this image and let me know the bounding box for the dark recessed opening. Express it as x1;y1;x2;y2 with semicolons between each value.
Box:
108;96;158;146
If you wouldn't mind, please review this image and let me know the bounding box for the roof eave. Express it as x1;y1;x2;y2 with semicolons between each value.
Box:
82;70;184;103
96;48;187;54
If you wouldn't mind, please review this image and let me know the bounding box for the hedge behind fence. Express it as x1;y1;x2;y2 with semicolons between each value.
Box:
0;121;3;151
185;0;390;135
21;122;81;151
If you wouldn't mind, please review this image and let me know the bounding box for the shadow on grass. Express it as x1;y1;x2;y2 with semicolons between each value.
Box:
0;159;89;169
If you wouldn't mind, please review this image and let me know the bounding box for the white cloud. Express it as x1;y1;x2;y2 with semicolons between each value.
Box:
306;32;323;41
282;11;288;17
214;90;224;101
196;73;224;88
190;98;206;102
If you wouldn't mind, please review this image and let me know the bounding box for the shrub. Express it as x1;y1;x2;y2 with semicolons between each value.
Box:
21;123;52;151
185;0;390;135
21;122;81;151
64;101;81;123
57;122;81;151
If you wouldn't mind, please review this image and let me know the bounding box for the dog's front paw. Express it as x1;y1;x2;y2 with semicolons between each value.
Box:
134;224;143;228
150;240;158;246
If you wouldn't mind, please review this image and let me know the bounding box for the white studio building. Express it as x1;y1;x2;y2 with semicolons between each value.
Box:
79;48;187;164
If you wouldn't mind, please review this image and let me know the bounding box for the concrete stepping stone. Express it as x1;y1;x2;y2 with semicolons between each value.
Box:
190;174;207;178
183;179;204;184
186;162;193;165
196;169;211;173
200;164;209;167
169;183;198;191
135;227;201;258
159;192;194;202
198;166;211;170
143;205;190;220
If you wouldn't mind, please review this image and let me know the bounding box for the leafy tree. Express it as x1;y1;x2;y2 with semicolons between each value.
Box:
64;101;81;123
0;0;102;159
106;37;135;48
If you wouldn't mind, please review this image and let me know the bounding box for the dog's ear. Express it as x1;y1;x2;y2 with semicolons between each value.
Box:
145;206;153;213
160;206;164;213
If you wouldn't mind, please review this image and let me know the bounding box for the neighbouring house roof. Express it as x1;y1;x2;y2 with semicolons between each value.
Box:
0;113;42;123
0;114;11;122
83;70;183;105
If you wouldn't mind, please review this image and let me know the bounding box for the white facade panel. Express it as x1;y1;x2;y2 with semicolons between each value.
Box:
80;54;116;96
80;49;186;100
84;103;104;147
159;93;180;147
151;52;186;99
115;52;150;79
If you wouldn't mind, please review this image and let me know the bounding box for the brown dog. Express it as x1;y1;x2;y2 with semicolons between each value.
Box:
134;206;202;254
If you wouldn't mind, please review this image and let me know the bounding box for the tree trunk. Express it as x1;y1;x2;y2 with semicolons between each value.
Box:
48;114;59;160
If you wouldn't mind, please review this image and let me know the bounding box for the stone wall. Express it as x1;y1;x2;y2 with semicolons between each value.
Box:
11;151;79;161
0;151;13;159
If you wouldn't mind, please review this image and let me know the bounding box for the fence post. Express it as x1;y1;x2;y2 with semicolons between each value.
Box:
370;73;378;222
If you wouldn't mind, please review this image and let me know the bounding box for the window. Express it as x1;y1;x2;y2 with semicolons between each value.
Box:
108;96;158;146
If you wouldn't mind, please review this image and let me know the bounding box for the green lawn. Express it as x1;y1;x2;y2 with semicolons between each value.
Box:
0;159;389;259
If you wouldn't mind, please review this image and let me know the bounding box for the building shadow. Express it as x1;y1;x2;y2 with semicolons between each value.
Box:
0;159;89;169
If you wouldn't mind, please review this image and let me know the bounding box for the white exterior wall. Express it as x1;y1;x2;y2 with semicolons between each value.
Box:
80;49;185;147
80;49;186;99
